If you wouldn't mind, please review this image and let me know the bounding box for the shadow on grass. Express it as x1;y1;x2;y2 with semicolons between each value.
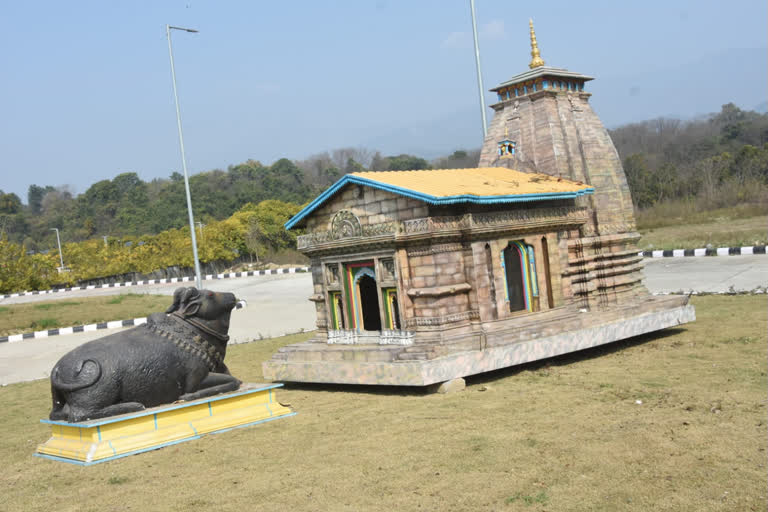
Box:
282;381;431;397
466;327;686;386
280;327;688;396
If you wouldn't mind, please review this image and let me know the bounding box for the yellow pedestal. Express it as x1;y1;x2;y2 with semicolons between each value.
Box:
35;383;294;465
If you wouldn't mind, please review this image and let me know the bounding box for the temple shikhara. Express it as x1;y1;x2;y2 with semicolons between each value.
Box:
262;21;695;387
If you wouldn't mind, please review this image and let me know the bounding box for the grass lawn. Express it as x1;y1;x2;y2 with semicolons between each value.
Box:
0;294;171;336
1;295;766;511
638;215;766;251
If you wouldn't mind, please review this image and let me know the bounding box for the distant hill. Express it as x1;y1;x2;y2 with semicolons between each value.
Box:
358;48;767;154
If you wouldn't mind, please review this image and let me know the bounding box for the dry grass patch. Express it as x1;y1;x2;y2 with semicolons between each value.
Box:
0;294;170;335
638;215;767;250
1;296;765;511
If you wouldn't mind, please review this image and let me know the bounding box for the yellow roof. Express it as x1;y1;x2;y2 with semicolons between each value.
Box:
285;167;593;229
350;167;592;197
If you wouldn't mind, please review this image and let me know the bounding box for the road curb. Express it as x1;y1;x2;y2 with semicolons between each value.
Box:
651;289;766;296
0;266;309;300
640;245;766;258
0;300;247;344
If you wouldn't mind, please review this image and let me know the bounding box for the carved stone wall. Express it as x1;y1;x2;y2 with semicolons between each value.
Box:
562;232;648;309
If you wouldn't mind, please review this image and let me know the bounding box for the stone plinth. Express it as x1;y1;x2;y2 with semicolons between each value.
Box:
263;296;694;386
36;383;294;465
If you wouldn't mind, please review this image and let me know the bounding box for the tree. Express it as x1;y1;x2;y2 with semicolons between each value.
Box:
384;154;431;171
0;192;22;214
28;184;55;214
432;149;481;169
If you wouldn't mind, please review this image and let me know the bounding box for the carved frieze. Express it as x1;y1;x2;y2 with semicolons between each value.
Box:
330;210;362;239
379;258;396;281
297;206;589;251
405;310;480;328
326;263;340;285
363;222;398;237
406;282;471;298
406;242;464;257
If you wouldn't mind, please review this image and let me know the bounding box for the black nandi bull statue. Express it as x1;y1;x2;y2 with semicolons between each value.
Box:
49;287;241;422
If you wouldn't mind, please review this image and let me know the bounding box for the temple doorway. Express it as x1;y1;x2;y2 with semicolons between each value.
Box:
357;274;382;331
503;244;526;312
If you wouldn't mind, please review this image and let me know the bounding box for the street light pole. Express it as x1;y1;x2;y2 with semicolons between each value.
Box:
50;228;65;270
469;0;488;138
166;24;203;290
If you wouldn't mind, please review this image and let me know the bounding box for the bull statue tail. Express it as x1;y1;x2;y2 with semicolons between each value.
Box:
51;359;102;392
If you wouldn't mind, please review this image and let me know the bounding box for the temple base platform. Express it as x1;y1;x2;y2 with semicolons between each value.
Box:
35;383;294;465
263;296;695;387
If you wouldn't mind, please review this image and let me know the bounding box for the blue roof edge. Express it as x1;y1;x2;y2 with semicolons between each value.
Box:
284;174;594;230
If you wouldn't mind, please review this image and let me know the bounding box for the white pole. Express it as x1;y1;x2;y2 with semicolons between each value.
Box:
469;0;488;138
166;24;203;290
50;228;64;269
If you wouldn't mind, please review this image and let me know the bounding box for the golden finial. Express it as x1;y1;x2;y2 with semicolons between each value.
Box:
528;19;545;69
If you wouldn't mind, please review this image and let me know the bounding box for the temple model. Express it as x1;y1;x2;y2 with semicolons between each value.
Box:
262;22;694;388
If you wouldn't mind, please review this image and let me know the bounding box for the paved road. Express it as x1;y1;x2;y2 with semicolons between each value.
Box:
1;256;766;385
642;255;767;293
0;274;316;385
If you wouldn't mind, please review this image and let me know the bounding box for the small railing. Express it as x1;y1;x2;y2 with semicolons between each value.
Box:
326;329;414;346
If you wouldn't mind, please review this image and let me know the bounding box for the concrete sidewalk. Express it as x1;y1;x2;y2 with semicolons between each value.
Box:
0;274;315;385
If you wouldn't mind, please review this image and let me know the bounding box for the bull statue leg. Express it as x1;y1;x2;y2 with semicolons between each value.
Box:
180;373;241;402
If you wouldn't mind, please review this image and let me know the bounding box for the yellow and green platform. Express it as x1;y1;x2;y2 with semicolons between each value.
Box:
35;383;294;465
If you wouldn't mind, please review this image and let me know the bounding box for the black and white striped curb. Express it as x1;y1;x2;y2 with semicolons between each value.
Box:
0;300;247;344
0;267;309;300
652;289;766;296
640;245;766;258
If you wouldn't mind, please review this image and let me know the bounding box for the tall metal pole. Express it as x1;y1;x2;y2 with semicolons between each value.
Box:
50;228;64;269
469;0;488;138
166;24;203;290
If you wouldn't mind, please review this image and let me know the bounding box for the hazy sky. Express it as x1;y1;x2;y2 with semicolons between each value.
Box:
1;1;765;200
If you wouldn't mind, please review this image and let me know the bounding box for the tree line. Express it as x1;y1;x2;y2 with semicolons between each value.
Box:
0;103;766;293
0;149;480;252
610;103;768;209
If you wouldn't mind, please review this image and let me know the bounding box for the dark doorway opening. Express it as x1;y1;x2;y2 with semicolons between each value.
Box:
503;244;526;312
358;275;382;331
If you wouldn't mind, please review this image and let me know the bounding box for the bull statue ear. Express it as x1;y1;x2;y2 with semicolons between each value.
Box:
179;287;202;317
165;287;187;313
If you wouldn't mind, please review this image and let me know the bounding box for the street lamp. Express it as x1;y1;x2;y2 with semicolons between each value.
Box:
469;0;488;138
50;228;65;272
166;24;203;290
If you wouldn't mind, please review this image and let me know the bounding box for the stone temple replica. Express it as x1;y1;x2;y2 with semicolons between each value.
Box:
262;22;695;387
